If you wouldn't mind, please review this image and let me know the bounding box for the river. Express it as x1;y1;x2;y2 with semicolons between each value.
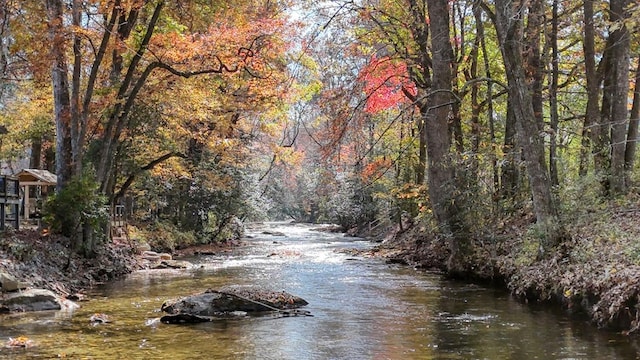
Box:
1;222;639;359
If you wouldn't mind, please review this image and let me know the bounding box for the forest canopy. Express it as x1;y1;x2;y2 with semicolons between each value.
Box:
0;0;638;268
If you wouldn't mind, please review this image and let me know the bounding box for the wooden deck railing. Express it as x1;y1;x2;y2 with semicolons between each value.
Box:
0;175;20;230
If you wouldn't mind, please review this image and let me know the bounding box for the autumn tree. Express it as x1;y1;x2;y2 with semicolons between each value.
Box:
490;0;566;256
41;0;293;255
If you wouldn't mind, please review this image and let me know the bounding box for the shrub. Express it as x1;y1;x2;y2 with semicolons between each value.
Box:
44;170;108;244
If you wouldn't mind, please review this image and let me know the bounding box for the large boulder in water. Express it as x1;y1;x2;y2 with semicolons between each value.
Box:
0;289;62;312
160;286;310;323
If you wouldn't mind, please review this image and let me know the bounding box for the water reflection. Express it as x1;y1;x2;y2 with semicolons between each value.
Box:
1;223;639;359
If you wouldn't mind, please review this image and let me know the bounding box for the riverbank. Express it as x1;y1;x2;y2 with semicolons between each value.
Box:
0;228;246;298
0;230;141;297
373;194;640;334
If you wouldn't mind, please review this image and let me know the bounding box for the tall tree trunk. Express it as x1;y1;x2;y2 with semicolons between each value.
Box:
0;0;11;101
426;0;468;273
495;0;564;257
579;0;601;177
71;0;82;175
548;0;559;186
607;0;630;194
524;0;544;130
450;1;464;155
47;0;80;245
598;46;613;190
625;59;640;172
474;4;499;202
469;5;481;179
47;0;123;255
47;0;73;191
407;0;431;185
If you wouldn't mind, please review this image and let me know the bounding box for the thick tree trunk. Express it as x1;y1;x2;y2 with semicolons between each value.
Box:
495;0;564;257
426;0;469;273
47;0;83;249
46;0;73;191
524;0;544;130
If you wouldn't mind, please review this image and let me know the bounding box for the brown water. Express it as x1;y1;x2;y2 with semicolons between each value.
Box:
1;223;639;359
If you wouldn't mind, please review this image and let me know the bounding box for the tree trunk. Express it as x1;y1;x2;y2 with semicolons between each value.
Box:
501;99;519;200
469;7;481;179
607;0;630;194
474;4;499;202
625;59;640;172
46;0;73;191
0;0;11;101
406;0;431;186
426;0;469;273
524;0;544;130
70;0;82;175
450;1;464;155
495;0;564;257
95;1;164;196
548;0;560;186
579;0;601;177
30;136;42;169
598;46;613;190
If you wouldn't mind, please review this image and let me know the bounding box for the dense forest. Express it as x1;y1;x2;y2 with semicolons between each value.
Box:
1;0;639;331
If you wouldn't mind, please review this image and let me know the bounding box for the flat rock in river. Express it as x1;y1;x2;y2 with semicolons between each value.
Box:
160;286;309;323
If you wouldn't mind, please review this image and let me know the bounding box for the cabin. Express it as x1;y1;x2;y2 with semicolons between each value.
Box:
2;169;128;236
0;175;20;230
16;169;57;223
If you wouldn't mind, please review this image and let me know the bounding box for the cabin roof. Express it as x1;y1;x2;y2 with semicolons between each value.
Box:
16;169;57;185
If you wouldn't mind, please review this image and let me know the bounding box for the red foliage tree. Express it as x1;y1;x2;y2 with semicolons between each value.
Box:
360;55;416;113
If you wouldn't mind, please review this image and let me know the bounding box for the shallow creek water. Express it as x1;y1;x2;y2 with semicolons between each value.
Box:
1;222;640;359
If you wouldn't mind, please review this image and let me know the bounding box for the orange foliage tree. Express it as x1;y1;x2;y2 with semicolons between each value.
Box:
39;0;294;254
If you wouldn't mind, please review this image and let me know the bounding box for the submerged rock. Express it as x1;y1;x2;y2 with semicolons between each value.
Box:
89;313;111;324
149;260;191;269
160;286;310;323
261;231;286;237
